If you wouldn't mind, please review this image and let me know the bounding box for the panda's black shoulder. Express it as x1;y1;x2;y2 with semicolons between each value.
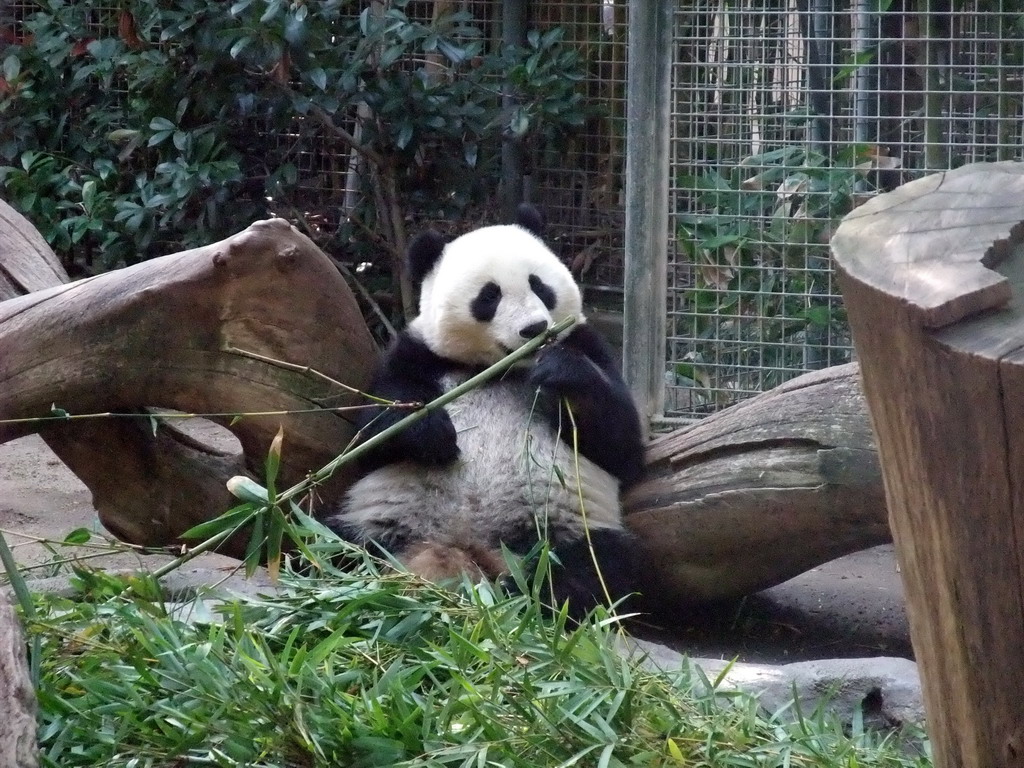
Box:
351;331;464;466
379;331;456;382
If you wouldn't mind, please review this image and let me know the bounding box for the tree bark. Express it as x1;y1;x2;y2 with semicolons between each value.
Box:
625;363;889;603
832;161;1024;768
0;199;68;295
0;592;37;768
0;207;377;551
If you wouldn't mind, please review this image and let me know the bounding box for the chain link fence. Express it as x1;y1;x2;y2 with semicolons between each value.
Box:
664;0;1024;419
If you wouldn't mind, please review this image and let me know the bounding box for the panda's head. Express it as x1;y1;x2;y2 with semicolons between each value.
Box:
407;205;584;366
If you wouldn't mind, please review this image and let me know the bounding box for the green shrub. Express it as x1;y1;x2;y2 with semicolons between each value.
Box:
672;146;865;411
0;0;590;297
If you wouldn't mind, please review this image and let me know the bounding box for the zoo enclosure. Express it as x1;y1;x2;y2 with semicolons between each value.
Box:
3;0;1024;427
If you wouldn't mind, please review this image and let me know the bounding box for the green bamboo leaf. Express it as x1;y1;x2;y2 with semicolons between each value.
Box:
180;503;256;539
242;510;266;574
265;425;284;500
62;528;92;545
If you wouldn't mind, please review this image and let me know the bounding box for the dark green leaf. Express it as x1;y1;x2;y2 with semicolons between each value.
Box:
260;0;283;24
3;54;20;81
180;504;257;540
85;39;119;60
229;36;251;58
396;122;414;149
804;305;834;328
308;67;327;91
81;180;96;213
62;528;92;545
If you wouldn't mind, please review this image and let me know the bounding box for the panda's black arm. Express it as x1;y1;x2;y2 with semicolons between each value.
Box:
530;324;646;488
354;333;460;469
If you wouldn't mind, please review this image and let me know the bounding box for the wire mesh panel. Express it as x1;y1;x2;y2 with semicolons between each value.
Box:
665;0;1024;419
531;1;628;306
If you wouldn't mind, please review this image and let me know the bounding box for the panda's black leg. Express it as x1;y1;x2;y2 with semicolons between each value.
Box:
546;529;641;619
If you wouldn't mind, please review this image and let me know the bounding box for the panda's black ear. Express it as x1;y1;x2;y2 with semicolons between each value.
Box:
515;203;545;238
407;230;447;284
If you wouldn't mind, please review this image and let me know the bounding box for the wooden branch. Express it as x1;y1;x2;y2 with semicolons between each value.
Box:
0;210;377;551
0;592;36;768
625;363;889;604
0;199;69;295
287;88;386;169
832;161;1024;768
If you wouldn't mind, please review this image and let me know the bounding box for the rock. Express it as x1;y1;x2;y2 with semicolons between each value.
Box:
621;637;925;730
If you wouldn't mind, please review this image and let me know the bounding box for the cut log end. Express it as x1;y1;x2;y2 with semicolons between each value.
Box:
833;162;1024;768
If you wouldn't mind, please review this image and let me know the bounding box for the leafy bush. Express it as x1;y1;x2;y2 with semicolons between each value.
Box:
672;146;868;412
0;0;590;299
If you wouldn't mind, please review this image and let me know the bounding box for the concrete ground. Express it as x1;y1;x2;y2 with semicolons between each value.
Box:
643;544;911;663
0;434;911;664
0;434;244;577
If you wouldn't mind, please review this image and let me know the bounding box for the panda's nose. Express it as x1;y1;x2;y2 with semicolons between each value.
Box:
519;321;549;339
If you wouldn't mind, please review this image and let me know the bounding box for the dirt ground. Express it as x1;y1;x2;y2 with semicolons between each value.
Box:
0;434;911;664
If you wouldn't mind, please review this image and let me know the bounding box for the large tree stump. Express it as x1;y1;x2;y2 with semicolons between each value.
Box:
0;592;37;768
625;363;889;603
832;161;1024;768
0;204;377;550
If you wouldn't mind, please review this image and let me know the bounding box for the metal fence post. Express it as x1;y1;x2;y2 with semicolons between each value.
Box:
623;0;672;434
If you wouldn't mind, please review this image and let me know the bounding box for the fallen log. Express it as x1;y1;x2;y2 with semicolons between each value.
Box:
0;204;376;549
1;201;890;601
0;198;67;296
625;363;889;604
0;592;36;768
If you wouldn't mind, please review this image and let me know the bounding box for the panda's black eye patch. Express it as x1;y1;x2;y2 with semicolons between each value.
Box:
471;281;502;322
529;274;556;310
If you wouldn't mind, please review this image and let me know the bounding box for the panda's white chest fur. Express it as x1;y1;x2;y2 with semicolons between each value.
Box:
340;371;622;549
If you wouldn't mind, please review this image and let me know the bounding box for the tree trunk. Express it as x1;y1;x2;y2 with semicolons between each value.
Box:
0;199;68;295
0;205;377;551
832;161;1024;768
0;592;37;768
625;363;889;603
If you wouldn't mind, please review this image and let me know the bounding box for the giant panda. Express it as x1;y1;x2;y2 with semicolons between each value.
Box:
322;205;646;616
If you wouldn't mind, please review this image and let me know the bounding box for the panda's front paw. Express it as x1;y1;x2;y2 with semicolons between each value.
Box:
529;344;601;394
399;409;460;465
360;406;459;467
